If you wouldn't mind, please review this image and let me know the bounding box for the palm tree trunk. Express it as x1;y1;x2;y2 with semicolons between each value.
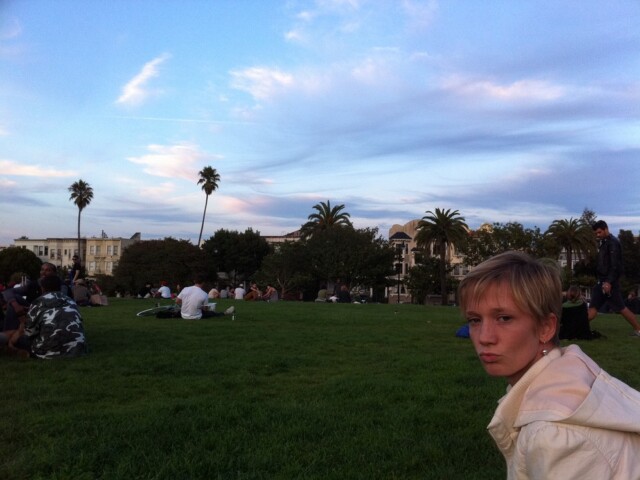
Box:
77;209;82;261
197;194;209;247
439;243;447;305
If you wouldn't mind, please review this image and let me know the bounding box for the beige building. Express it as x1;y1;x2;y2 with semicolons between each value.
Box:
13;232;140;275
388;220;469;303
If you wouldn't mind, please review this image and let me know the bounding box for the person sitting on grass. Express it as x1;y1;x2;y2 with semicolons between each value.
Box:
154;281;172;299
262;283;278;302
72;278;91;306
13;275;88;359
156;275;235;319
244;282;262;301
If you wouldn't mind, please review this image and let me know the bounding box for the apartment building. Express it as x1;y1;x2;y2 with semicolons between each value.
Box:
13;232;140;275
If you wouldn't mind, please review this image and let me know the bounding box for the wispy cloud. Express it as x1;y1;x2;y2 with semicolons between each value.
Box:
0;160;75;177
127;143;222;181
0;17;22;39
230;67;294;101
116;53;171;106
441;76;566;102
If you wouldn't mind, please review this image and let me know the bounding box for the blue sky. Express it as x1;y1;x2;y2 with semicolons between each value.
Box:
1;0;639;246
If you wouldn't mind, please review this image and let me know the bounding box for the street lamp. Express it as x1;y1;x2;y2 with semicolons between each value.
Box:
395;243;404;304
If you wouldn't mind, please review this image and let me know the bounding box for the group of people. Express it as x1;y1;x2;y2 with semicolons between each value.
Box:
208;282;278;302
0;262;88;359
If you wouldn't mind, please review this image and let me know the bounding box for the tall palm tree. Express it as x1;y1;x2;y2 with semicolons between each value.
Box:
545;218;595;282
300;200;352;239
197;166;221;247
68;179;94;261
415;208;468;305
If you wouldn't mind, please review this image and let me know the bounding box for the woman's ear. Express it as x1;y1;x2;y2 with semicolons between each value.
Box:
540;313;558;342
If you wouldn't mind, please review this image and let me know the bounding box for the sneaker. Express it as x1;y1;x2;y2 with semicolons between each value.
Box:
224;306;235;315
629;331;640;338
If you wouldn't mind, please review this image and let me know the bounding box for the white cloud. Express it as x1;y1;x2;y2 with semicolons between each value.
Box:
116;53;171;106
0;160;75;177
0;17;22;40
0;178;17;188
230;67;294;100
127;143;222;181
441;76;566;102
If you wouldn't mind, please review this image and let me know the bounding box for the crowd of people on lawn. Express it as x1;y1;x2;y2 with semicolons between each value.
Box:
3;219;640;476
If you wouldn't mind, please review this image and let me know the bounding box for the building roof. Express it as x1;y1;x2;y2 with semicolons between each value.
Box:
389;231;412;241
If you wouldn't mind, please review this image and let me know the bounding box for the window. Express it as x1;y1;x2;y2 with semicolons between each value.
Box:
96;245;101;255
89;261;96;272
113;246;119;256
106;261;113;273
90;246;95;255
107;245;113;255
44;246;48;255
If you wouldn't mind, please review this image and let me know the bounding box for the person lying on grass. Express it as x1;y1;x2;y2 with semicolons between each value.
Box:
13;274;88;359
459;251;640;479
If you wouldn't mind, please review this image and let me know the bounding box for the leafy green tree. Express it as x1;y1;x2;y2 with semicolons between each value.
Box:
197;166;220;247
0;247;42;283
545;218;595;284
305;226;395;294
404;257;440;305
580;207;597;227
618;229;640;289
201;228;271;285
254;241;313;299
113;238;206;293
416;208;468;305
68;179;93;261
300;200;352;239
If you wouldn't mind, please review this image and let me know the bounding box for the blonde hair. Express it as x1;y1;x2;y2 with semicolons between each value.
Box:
458;251;562;345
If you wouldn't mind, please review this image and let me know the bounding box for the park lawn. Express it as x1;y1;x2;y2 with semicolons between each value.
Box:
2;299;638;480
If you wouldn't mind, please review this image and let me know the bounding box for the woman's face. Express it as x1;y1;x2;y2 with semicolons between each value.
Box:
465;283;555;386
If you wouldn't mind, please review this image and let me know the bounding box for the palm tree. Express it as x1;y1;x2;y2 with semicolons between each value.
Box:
545;218;595;282
300;200;352;238
197;166;221;247
68;179;94;261
415;208;468;305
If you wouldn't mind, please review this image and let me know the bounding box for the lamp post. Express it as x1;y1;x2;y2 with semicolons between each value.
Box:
395;243;404;304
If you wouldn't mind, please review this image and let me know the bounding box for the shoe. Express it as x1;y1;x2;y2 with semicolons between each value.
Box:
224;306;235;315
629;331;640;338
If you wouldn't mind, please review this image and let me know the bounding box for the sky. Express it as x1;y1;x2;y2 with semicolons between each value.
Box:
1;0;639;246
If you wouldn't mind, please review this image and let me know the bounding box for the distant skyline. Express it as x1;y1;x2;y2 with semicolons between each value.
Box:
1;0;639;246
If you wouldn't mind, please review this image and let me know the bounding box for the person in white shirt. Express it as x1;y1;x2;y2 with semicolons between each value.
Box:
234;285;246;300
176;276;233;320
154;281;172;299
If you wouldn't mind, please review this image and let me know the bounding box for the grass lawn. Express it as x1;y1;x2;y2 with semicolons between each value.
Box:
2;298;639;479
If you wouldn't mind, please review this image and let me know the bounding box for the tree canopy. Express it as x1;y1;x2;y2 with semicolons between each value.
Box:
300;200;352;239
197;166;221;247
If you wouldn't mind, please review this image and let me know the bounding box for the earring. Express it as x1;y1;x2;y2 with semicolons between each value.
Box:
541;338;549;356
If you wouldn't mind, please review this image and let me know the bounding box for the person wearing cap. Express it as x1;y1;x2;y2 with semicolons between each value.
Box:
154;281;172;299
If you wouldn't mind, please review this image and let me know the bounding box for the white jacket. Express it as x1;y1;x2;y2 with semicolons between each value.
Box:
488;345;640;479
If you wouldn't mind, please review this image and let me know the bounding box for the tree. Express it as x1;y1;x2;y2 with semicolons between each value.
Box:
255;241;313;299
0;247;42;283
68;179;93;261
201;228;271;285
113;238;206;293
580;207;597;227
196;166;220;247
545;218;595;284
300;200;352;239
404;258;440;305
305;226;395;297
415;208;468;305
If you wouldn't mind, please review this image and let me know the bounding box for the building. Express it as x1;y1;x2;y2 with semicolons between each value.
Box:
262;230;302;248
13;232;141;275
85;232;141;275
388;220;470;303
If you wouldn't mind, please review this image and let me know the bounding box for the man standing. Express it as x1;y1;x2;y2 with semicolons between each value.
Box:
588;220;640;337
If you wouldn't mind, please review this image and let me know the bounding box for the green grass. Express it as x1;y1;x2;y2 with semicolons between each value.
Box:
2;299;639;479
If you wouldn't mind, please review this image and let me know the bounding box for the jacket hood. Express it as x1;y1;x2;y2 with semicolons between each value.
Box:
37;291;74;309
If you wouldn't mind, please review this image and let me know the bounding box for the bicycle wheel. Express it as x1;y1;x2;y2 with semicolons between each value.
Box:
136;305;176;317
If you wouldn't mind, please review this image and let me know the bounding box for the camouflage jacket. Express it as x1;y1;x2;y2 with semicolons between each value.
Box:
25;292;88;359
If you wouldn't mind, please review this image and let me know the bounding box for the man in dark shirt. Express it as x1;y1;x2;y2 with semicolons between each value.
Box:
588;220;640;337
